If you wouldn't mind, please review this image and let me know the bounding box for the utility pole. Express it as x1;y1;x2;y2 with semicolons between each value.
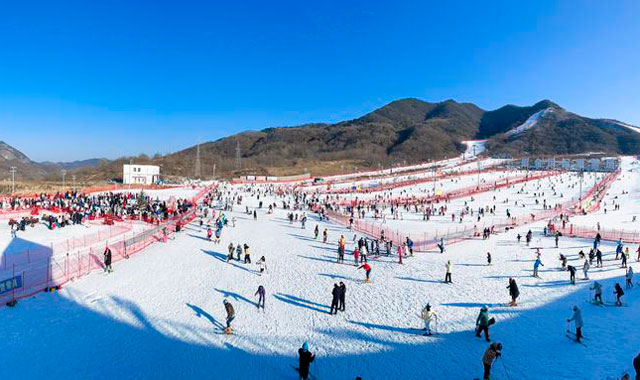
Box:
194;143;202;179
9;167;16;194
72;175;76;189
212;163;216;180
578;169;584;202
61;169;67;189
235;141;242;170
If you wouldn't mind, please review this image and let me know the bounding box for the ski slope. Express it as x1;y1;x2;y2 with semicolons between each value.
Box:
1;160;639;379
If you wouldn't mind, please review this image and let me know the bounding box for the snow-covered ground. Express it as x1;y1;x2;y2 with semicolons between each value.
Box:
1;160;638;380
96;186;200;201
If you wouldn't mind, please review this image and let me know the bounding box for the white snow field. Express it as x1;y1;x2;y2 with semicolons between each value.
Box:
1;160;639;380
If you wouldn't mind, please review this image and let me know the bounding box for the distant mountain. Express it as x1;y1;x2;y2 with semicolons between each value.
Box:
4;97;639;182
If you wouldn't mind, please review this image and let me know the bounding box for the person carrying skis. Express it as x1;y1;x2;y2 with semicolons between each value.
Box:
420;303;438;336
338;282;346;311
475;306;492;341
445;260;452;283
567;265;577;285
614;283;625;306
298;342;315;380
481;342;502;380
507;278;519;306
358;262;372;283
103;246;113;273
627;267;634;289
590;281;603;305
223;299;235;334
533;257;544;278
255;285;266;309
566;305;583;342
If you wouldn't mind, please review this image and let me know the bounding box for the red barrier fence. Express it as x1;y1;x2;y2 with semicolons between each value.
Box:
556;224;640;245
0;207;199;306
322;169;620;253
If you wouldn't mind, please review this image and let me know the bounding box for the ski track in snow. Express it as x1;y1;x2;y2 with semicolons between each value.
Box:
1;161;639;379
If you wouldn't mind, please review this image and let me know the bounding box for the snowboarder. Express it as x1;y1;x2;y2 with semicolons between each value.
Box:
475;306;492;342
255;285;266;309
223;299;235;334
507;278;519;306
338;282;346;311
614;283;625;306
297;342;315;380
590;281;603;305
533;257;544;278
420;303;438;336
626;267;634;289
358;262;372;283
103;246;113;273
481;341;502;380
566;305;583;343
445;260;452;283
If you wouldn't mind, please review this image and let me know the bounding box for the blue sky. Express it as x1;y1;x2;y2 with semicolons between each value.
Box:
0;1;638;161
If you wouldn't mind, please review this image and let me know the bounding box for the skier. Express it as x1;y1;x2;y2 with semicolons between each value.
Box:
255;285;266;309
103;246;113;273
526;230;532;246
517;233;521;243
596;248;603;268
223;299;235;334
559;253;567;270
445;260;452;283
323;228;328;243
626;267;634;289
338;282;346;311
236;244;243;261
567;265;577;285
475;306;492;341
358;262;372;283
507;278;519;306
481;342;502;380
583;259;590;280
297;342;315;380
533;257;544;278
616;240;624;260
590;281;603;305
406;237;414;256
420;303;438;336
257;256;267;274
566;305;583;343
614;283;625;306
622;249;629;268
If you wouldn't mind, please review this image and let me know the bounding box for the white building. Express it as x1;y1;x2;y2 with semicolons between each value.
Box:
123;164;160;185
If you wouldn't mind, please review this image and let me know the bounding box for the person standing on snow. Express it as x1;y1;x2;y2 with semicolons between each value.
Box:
330;284;340;314
507;278;519;306
615;283;625;306
420;303;438;336
533;257;544;278
256;256;267;275
583;259;590;280
223;299;235;334
338;282;346;312
297;342;315;380
314;224;319;239
475;306;492;341
445;260;452;283
243;243;251;264
590;281;603;304
103;246;113;273
255;285;266;309
567;265;577;285
567;305;583;342
627;267;634;289
481;342;502;380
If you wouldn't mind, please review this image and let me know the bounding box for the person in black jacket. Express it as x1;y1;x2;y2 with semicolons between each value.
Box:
298;342;315;380
338;282;346;312
507;278;519;306
330;284;340;315
633;351;640;380
103;247;113;273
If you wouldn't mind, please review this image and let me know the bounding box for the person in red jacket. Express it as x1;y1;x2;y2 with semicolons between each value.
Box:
207;227;213;240
358;262;372;283
353;248;360;266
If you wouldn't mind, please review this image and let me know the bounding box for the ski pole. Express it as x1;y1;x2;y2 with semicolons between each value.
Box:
500;357;513;380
